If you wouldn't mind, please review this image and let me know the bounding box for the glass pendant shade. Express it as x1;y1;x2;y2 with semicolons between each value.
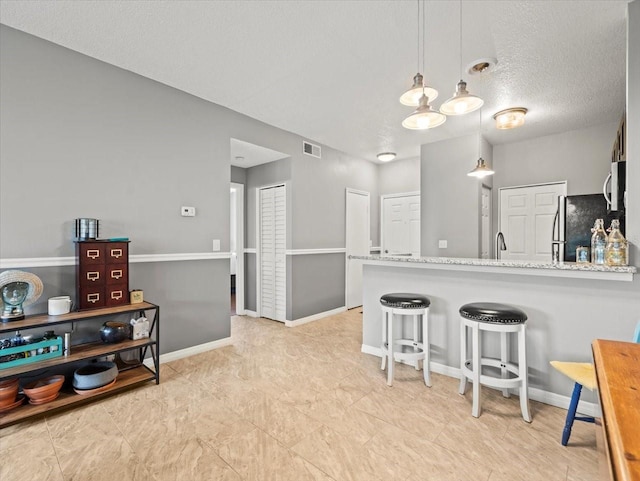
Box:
399;73;439;107
402;94;447;130
467;157;494;178
439;80;484;115
493;108;527;129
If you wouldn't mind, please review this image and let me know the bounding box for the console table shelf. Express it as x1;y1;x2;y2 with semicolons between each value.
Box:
0;302;159;428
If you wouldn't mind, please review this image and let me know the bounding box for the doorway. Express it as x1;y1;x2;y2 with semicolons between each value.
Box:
345;189;370;309
499;181;567;261
230;182;245;315
381;192;420;256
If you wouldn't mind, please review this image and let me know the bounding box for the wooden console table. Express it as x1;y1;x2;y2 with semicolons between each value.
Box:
592;339;640;481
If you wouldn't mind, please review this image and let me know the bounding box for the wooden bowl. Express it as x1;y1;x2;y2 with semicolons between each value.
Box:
22;375;64;401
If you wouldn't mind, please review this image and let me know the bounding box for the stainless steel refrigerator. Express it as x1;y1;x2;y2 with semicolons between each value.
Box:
552;194;625;263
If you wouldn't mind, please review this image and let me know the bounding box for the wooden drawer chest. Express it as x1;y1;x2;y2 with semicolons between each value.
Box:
76;240;130;310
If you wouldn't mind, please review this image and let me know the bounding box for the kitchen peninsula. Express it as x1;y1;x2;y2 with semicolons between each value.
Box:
353;255;639;411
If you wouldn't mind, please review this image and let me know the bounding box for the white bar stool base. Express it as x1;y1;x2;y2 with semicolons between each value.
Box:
380;305;431;388
459;317;531;422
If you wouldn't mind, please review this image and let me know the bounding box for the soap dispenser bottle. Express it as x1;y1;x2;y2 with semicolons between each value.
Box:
591;219;607;265
605;219;628;266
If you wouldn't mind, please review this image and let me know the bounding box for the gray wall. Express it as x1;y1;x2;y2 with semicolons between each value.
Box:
421;134;485;257
378;157;420;197
493;121;618;196
0;26;229;258
291;147;379;249
230;165;247;185
628;0;640;266
290;253;346;320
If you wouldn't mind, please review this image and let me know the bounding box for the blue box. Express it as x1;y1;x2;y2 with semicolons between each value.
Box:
0;336;63;369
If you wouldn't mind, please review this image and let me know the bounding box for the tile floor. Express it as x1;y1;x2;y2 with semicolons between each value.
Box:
0;309;599;481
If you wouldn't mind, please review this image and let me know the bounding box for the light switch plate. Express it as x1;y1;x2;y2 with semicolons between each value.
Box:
212;239;220;251
438;240;448;249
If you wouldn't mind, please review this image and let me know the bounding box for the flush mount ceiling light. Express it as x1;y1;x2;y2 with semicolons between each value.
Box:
440;0;483;116
399;1;438;108
493;107;528;129
468;108;494;178
377;152;396;162
402;93;447;130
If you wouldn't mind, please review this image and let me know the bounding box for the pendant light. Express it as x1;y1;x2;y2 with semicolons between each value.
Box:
403;93;447;129
399;73;438;107
399;1;438;107
440;0;483;116
402;1;445;130
468;109;494;178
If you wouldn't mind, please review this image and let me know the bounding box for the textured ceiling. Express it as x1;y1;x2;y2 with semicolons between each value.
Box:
0;0;629;164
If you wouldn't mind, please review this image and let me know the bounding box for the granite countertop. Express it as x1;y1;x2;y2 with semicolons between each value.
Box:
350;254;637;274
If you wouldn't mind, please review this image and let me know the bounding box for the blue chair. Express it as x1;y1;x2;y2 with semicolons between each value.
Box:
550;320;640;446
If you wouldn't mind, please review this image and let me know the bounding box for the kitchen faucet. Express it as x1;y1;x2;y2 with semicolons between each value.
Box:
495;232;507;260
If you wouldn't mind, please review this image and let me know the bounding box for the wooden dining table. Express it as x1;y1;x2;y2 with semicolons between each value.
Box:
592;339;640;481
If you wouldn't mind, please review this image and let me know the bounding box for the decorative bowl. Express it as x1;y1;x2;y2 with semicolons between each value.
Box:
0;394;25;413
99;321;129;343
0;377;19;389
73;361;118;390
22;375;65;402
0;379;19;407
28;391;60;405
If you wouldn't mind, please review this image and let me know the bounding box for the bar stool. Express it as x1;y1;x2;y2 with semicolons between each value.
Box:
380;293;431;387
458;302;531;422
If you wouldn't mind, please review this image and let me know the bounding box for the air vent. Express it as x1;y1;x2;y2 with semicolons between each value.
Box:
302;141;321;158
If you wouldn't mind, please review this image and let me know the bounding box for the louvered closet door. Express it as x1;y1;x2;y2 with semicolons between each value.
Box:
260;185;286;321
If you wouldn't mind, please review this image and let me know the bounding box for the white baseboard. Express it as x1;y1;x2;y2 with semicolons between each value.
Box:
360;343;599;417
243;310;258;318
285;306;347;327
144;337;233;367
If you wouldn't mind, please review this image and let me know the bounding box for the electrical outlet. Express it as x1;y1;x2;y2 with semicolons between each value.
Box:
438;240;448;249
181;206;196;217
212;239;220;251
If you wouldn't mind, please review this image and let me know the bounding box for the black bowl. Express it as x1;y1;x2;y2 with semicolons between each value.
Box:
99;321;129;343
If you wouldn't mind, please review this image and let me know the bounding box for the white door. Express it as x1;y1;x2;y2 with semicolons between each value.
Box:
381;193;420;256
481;186;491;259
259;185;286;321
499;182;567;261
346;189;370;309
